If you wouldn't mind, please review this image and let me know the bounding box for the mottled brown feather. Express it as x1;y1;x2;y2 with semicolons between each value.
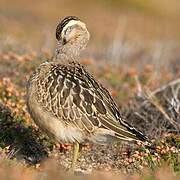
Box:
29;61;147;141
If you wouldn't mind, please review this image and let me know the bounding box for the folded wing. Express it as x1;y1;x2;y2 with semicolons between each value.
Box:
36;62;148;142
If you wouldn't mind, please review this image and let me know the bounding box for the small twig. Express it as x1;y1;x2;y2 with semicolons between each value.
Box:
151;78;180;96
145;89;179;129
134;75;144;98
7;148;20;159
134;112;147;122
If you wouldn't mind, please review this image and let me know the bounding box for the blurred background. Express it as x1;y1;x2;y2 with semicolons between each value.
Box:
0;0;180;137
0;0;180;129
1;0;180;52
0;1;179;178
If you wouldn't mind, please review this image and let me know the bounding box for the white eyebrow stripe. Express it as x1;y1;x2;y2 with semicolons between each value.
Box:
61;20;86;37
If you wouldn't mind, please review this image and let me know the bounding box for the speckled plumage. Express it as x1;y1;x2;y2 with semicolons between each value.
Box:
27;16;148;147
56;16;79;41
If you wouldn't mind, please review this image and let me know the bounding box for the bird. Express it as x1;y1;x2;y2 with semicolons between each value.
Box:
27;16;148;171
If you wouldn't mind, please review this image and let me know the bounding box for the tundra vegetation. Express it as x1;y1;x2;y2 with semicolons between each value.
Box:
0;0;179;179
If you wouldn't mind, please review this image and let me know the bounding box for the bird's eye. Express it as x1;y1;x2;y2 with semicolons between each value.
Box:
64;28;68;35
62;37;67;45
64;26;72;35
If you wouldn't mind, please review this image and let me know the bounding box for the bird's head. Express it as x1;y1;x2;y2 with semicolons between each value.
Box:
56;16;90;58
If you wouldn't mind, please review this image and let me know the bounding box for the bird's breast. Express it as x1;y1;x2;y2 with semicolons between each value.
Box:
27;90;84;144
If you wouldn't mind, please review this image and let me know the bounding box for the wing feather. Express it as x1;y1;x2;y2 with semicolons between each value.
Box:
36;62;148;142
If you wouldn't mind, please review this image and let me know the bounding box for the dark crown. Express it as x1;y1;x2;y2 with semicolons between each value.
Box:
56;16;79;41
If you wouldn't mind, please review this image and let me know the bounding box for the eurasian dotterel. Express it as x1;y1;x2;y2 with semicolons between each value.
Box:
27;16;148;171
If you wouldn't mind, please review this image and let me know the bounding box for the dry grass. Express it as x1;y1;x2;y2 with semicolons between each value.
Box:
0;49;179;178
0;0;180;179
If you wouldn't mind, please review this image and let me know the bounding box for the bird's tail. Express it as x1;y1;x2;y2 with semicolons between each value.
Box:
120;119;149;142
100;115;150;144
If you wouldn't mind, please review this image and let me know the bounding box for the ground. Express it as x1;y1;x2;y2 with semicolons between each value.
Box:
0;0;180;179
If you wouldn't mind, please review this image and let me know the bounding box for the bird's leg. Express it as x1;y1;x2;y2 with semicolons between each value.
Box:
70;141;79;171
79;144;83;156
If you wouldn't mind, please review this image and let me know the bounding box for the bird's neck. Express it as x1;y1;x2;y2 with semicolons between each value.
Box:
52;30;89;64
52;42;82;64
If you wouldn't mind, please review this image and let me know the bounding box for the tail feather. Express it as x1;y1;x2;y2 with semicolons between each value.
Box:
119;118;149;142
100;116;149;142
